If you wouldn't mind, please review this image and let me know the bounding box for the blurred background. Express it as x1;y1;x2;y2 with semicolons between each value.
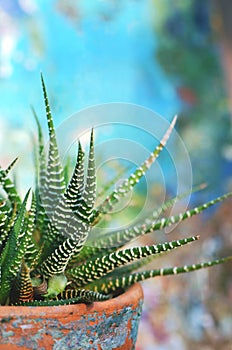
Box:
0;0;232;349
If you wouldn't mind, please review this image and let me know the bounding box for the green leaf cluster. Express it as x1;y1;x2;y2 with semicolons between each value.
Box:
0;76;231;306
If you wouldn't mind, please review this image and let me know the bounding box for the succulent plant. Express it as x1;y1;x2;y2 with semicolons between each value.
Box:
0;76;231;306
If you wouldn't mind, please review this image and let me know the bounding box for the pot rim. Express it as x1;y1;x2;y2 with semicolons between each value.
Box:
0;283;144;318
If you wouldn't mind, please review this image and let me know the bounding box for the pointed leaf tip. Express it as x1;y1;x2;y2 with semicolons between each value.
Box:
78;140;82;149
5;157;19;175
89;128;94;147
160;115;177;147
40;75;56;138
40;72;45;84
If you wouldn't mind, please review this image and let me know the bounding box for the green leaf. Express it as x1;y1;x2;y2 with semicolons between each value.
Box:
40;235;87;278
89;256;232;295
0;201;12;253
32;106;46;190
10;261;33;304
81;129;96;216
0;189;31;304
41;136;95;260
16;288;109;306
64;141;85;211
0;159;21;207
40;74;66;218
90;192;232;251
94;116;177;219
67;235;199;286
75;183;208;263
146;182;207;221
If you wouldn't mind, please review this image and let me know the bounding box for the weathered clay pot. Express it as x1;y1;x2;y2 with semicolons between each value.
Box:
0;283;143;350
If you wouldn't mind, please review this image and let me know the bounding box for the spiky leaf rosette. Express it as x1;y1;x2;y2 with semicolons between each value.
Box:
0;77;231;306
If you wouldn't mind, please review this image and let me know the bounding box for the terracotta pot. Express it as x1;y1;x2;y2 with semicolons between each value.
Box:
0;283;143;350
